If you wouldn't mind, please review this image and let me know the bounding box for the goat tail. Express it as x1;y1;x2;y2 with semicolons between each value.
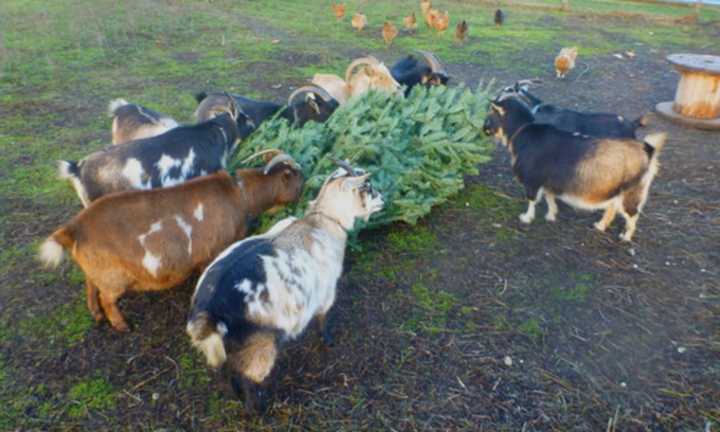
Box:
643;132;667;159
108;98;130;117
630;113;650;130
38;227;73;269
186;312;227;368
57;160;79;180
193;92;208;103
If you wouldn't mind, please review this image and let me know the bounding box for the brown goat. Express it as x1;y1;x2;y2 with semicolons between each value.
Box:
39;158;303;331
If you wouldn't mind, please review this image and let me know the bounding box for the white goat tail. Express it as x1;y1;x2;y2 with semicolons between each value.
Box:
644;132;667;154
108;98;130;117
57;160;76;180
39;238;64;268
187;313;227;368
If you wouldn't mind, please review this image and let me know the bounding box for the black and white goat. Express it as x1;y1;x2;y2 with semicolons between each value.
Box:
483;97;666;242
499;81;647;138
58;102;253;207
194;85;338;129
390;50;449;94
108;99;179;145
186;161;384;414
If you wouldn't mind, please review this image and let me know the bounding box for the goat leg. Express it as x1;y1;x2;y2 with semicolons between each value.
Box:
232;375;270;415
98;289;129;332
85;280;103;322
316;313;334;347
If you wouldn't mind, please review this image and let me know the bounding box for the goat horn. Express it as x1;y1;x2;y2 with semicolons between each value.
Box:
263;153;300;175
287;85;335;105
415;50;448;77
241;149;282;165
344;56;381;82
330;157;357;176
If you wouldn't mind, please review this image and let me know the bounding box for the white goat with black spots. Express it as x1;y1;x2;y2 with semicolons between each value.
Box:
186;161;384;414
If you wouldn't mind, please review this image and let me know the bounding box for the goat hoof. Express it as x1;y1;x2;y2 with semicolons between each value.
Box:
519;213;533;224
111;321;130;332
545;214;557;222
91;312;104;323
593;222;607;232
619;232;633;242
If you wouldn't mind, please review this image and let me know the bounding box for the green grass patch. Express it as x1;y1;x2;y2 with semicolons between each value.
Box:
178;352;211;390
518;317;544;342
67;377;116;418
18;297;94;347
550;272;594;303
401;282;457;334
387;225;438;254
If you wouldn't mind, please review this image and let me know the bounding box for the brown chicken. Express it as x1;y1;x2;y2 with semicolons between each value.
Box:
403;12;417;31
554;47;578;79
332;2;345;19
455;20;468;43
351;13;368;31
428;9;449;33
382;21;399;45
421;0;432;27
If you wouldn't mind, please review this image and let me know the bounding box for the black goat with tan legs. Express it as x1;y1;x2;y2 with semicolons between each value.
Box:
390;50;449;94
499;81;648;138
194;85;338;129
483;97;666;242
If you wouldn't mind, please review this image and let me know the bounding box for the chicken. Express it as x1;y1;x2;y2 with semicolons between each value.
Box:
421;0;432;27
352;13;368;31
428;9;449;33
554;47;578;79
332;2;345;19
494;9;504;27
403;12;417;31
455;20;468;44
382;21;399;45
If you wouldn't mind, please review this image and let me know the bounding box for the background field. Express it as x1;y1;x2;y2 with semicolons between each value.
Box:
1;0;719;430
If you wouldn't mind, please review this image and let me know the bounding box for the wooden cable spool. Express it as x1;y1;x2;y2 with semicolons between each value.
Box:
656;54;720;130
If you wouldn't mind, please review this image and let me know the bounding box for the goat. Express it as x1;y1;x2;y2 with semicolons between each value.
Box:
498;81;647;138
483;97;666;242
58;102;254;207
390;50;449;94
312;56;401;105
39;153;304;331
194;85;338;128
108;99;179;145
186;160;384;414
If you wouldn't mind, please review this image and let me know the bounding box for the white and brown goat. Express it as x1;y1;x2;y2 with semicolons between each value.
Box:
483;97;666;242
39;154;304;331
187;161;383;414
312;56;401;105
108;99;179;145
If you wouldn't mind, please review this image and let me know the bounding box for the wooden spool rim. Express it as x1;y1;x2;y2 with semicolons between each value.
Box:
667;54;720;75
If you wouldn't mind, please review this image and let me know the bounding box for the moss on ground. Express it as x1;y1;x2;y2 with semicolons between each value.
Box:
67;377;116;418
550;272;594;303
18;297;94;348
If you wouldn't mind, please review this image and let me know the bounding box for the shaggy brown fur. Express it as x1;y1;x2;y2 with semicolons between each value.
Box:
40;168;302;331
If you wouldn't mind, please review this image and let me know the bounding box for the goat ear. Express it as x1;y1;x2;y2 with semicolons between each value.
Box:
306;96;320;114
342;173;371;190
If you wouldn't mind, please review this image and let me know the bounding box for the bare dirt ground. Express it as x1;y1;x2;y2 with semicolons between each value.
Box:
1;2;719;431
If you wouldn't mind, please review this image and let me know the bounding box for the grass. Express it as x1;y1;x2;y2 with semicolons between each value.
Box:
67;377;117;418
550;272;594;303
2;0;719;429
18;295;94;348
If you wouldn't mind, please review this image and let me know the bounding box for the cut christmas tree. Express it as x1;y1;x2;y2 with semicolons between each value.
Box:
230;82;495;232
